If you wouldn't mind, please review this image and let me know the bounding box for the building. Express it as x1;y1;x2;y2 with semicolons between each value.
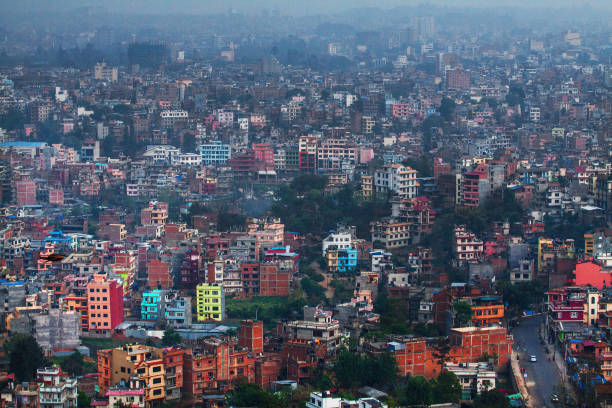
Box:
196;283;225;321
445;362;496;399
141;202;168;226
374;163;418;199
322;225;355;256
15;179;36;206
94;62;118;82
87;273;124;335
200;141;231;166
147;260;172;290
97;344;184;404
325;247;358;273
32;309;80;351
454;225;484;264
160;110;188;129
447;69;471;90
141;289;164;321
36;367;78;408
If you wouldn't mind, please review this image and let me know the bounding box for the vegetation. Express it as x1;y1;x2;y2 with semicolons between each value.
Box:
162;328;182;346
453;301;474;326
271;175;390;239
4;334;46;382
473;389;512;408
397;371;462;406
227;379;288;408
332;349;398;390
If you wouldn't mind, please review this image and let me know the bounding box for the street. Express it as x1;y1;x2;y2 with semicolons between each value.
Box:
512;315;562;408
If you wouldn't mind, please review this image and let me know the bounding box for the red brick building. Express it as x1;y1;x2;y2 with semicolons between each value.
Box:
147;259;172;289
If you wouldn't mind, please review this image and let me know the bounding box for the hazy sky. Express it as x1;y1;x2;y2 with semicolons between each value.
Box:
4;0;612;15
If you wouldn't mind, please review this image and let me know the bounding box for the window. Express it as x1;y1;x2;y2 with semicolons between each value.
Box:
153;378;161;384
152;366;162;373
570;312;578;318
153;389;162;396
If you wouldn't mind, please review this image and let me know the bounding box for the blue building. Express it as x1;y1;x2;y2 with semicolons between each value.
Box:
337;248;358;273
141;289;164;320
200;141;231;165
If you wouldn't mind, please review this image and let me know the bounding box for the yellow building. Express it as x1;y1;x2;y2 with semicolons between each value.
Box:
196;283;225;321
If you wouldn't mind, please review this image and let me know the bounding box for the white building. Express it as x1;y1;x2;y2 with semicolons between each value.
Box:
36;367;78;408
322;226;355;256
374;163;418;199
305;392;387;408
171;152;202;167
529;106;540;122
445;362;496;399
160;110;188;129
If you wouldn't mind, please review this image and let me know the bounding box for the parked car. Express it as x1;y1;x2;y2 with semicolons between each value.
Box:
530;355;537;362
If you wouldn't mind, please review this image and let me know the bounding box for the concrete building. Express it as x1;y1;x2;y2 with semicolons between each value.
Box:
33;309;80;351
196;283;225;321
374;163;418;199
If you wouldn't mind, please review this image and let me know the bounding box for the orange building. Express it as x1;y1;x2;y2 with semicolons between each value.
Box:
239;320;264;354
471;296;505;327
183;339;255;400
97;345;184;404
387;326;513;380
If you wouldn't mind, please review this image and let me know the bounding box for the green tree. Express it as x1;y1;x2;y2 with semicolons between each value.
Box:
227;380;284;408
402;376;433;406
77;390;91;408
433;371;462;403
60;351;84;376
333;349;363;389
453;301;473;327
473;389;511;408
4;334;45;382
162;328;182;346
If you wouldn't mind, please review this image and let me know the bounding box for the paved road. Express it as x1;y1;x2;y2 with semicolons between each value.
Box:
512;315;562;408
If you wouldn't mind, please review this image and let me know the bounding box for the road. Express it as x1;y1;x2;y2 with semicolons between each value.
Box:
512;315;562;408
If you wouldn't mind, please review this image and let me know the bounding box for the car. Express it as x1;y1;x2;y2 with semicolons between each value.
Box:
551;394;560;403
530;355;537;362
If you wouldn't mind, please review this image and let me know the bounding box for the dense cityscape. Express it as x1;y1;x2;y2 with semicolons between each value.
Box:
0;1;611;407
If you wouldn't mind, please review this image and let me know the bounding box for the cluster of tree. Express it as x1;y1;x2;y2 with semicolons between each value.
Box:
398;372;462;406
271;175;390;239
333;349;398;390
499;280;545;312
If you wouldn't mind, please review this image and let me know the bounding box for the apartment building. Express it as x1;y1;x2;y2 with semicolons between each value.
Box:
374;163;418;199
196;283;225;321
86;273;124;335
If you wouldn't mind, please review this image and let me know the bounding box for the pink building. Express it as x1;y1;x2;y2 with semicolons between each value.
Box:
87;273;124;335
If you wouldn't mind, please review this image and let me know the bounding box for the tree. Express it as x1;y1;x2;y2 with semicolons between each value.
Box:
433;371;462;403
77;390;91;408
4;334;45;382
453;301;473;327
162;328;182;346
182;133;196;153
432;337;451;371
473;389;511;408
402;376;433;406
60;351;84;376
333;349;362;389
439;97;456;122
227;380;284;408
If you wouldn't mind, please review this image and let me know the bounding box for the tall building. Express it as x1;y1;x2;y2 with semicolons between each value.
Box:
196;283;225;321
87;273;124;335
374;163;418;199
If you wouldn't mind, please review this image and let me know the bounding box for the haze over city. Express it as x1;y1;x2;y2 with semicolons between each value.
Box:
0;1;611;407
